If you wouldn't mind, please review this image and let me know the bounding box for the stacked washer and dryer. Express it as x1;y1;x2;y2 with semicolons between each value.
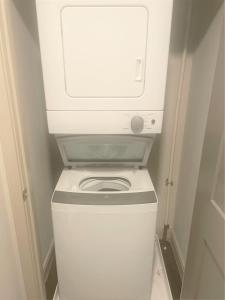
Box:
36;1;173;299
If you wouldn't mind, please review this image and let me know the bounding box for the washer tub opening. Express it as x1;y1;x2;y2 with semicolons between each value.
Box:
79;177;131;192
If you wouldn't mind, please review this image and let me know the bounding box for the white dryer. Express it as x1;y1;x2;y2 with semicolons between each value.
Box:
36;0;173;134
52;135;158;300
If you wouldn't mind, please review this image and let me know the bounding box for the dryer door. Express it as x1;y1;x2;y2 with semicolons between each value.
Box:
62;6;147;99
36;0;173;111
56;135;154;167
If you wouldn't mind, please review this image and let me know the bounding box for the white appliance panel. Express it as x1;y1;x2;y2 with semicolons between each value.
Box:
62;6;147;98
36;0;173;112
53;240;173;300
47;111;163;134
52;200;157;300
52;167;157;300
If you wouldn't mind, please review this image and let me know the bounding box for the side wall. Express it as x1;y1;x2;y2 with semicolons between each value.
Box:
5;0;63;266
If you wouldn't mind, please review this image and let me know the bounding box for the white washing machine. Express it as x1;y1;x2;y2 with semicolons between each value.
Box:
52;135;158;300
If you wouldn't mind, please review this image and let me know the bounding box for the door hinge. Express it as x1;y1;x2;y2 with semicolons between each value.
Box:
22;188;28;202
165;178;174;186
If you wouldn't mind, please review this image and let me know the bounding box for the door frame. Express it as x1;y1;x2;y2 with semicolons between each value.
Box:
181;21;224;297
0;3;46;299
155;0;192;237
164;0;224;277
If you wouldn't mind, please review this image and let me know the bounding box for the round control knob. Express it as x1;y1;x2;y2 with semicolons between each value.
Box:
131;116;144;133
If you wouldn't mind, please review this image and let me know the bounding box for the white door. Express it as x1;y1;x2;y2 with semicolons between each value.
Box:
181;25;225;299
0;145;26;300
0;3;46;298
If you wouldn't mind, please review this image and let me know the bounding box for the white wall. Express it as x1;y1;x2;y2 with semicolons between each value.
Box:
0;145;26;300
171;0;224;265
5;0;62;264
151;0;192;236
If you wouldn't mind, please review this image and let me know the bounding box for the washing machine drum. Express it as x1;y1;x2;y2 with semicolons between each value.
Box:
80;177;131;192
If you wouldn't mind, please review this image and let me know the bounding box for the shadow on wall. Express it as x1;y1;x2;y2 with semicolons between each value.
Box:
187;0;224;52
169;0;191;55
170;0;224;55
11;0;64;188
49;135;64;186
148;135;160;188
11;0;39;42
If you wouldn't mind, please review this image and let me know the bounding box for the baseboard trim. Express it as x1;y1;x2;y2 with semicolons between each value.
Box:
156;236;173;300
43;240;54;283
170;229;185;279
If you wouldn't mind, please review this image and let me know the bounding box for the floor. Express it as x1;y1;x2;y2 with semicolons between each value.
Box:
53;239;172;300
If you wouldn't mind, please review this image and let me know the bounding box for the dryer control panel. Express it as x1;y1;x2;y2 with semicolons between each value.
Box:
47;111;163;134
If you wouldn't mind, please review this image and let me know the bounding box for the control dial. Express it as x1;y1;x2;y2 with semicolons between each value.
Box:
131;116;144;133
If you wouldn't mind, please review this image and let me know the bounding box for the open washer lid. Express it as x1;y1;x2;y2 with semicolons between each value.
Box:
56;135;154;168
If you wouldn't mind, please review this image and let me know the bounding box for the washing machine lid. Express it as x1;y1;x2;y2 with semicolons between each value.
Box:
56;135;154;167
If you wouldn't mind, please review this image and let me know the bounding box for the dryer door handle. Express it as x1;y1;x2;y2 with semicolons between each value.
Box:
135;57;144;82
